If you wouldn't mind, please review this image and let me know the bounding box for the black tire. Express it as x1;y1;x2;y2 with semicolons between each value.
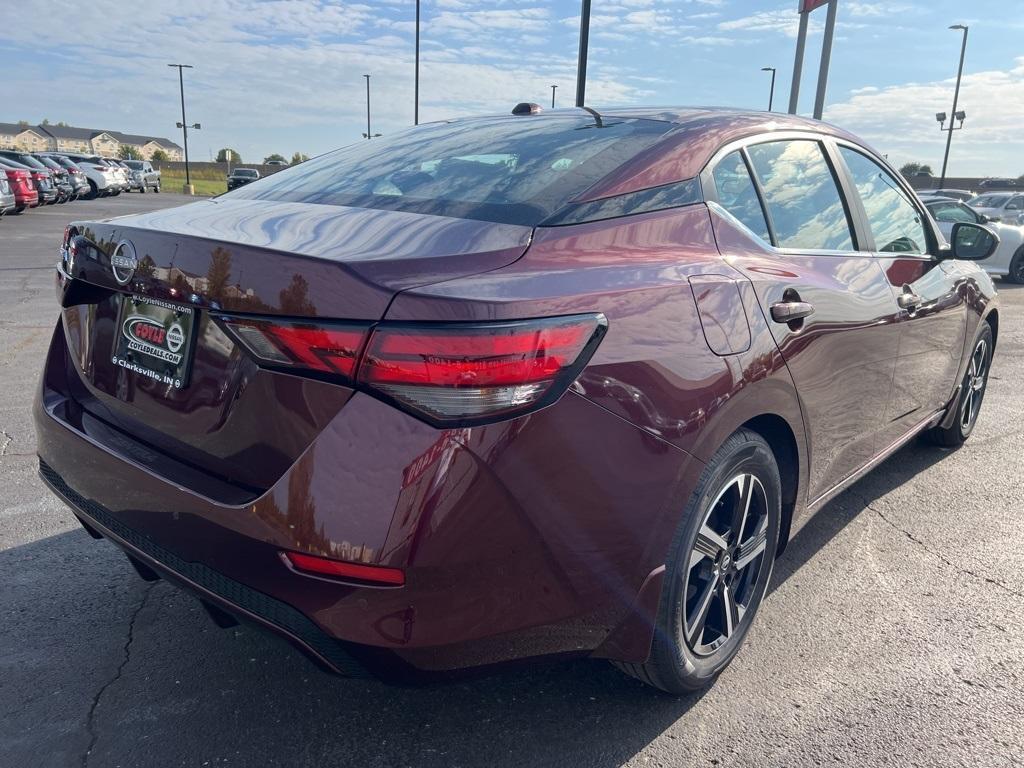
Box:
153;183;160;194
13;206;24;215
87;181;99;200
926;322;993;447
614;429;782;694
1008;247;1024;285
140;184;147;194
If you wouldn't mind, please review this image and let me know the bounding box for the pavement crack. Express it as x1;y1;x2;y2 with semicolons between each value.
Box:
80;583;155;768
0;430;12;456
857;492;1024;600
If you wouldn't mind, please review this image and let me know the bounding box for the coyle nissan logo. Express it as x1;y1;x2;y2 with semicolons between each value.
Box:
111;241;138;285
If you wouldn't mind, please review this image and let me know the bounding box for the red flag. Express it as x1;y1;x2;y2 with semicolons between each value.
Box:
801;0;830;11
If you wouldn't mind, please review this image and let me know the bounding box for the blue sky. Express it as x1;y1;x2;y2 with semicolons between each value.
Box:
1;1;1022;174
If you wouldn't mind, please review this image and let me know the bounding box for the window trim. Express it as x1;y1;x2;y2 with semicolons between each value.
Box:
701;131;863;257
701;130;944;260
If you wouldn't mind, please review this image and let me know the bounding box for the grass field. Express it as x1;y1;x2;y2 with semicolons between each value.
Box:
160;171;226;196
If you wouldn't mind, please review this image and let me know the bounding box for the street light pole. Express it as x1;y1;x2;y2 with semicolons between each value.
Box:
575;0;591;107
761;67;776;111
364;74;371;140
414;0;420;125
551;84;558;109
940;24;969;189
167;63;193;188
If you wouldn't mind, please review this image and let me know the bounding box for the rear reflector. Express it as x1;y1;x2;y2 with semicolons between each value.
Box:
282;551;405;586
218;313;606;426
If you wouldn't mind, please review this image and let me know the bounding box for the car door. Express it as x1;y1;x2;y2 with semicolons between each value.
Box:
704;138;901;505
1005;195;1024;226
835;145;967;441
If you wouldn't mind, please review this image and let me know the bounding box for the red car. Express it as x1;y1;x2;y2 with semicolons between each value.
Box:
0;161;39;212
35;107;999;692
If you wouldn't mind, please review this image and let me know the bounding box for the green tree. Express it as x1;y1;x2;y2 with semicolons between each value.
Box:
206;247;233;302
41;118;51;125
151;149;169;163
216;148;242;163
118;145;143;160
56;121;68;127
263;153;286;164
17;120;28;128
290;152;309;165
900;162;933;178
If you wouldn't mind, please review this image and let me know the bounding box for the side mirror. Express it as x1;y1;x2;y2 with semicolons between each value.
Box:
950;222;999;261
978;213;991;223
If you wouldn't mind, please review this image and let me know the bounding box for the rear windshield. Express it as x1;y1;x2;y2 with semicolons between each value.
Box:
225;115;673;225
233;169;258;177
123;160;143;169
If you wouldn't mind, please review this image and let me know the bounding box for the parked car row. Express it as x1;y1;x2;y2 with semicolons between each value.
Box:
0;149;161;218
921;195;1024;283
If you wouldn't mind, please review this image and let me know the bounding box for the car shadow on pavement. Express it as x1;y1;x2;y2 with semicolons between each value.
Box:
0;439;956;768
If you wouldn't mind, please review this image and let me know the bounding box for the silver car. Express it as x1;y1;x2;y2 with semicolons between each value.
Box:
925;198;1024;283
0;175;15;216
966;192;1024;226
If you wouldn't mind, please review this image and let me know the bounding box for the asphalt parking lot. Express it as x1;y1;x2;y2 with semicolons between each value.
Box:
1;194;1022;768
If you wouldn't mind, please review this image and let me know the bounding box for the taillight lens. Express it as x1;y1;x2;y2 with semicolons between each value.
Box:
281;551;405;586
220;318;366;378
219;314;606;426
359;316;605;423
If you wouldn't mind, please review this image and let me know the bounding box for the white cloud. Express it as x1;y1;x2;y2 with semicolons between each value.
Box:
825;57;1024;176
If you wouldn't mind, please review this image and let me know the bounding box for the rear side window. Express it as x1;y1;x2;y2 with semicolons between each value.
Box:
226;116;673;225
839;147;928;254
1008;196;1024;211
746;140;854;251
711;151;770;241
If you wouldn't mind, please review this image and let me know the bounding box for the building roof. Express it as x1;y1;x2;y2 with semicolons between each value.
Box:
2;123;185;151
0;122;44;136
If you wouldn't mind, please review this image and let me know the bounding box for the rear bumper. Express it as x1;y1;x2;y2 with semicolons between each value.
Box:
35;317;701;672
38;459;370;677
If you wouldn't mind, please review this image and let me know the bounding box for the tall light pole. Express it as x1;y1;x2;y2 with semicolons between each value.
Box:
167;63;199;192
940;24;969;189
761;67;776;111
551;84;558;109
414;0;420;125
364;74;371;139
575;0;591;107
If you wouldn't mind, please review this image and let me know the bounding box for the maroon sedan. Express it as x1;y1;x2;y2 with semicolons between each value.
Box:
35;107;999;693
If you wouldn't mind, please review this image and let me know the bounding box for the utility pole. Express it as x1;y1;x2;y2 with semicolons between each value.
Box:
762;67;777;111
167;63;198;193
364;74;371;139
575;0;591;107
940;25;969;188
414;0;420;125
812;0;838;119
551;84;558;109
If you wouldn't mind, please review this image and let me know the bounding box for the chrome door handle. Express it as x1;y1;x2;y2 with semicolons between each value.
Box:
897;290;923;310
770;301;814;323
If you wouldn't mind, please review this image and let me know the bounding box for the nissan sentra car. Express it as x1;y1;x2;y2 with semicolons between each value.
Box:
36;107;999;693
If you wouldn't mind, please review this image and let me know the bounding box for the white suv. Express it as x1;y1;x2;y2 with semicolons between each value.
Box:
45;153;121;198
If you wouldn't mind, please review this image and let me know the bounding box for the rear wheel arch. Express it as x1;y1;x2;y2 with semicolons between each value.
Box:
740;414;799;556
985;308;999;348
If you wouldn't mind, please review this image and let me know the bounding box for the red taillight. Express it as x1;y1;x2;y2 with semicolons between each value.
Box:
220;318;367;377
219;313;606;426
357;316;605;423
281;551;405;586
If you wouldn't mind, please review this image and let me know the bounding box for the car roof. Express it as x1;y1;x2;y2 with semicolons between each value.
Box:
451;106;870;201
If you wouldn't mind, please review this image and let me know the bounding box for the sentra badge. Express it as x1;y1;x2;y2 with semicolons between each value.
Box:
111;241;138;285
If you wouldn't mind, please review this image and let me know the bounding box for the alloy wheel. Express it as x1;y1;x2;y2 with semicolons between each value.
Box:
960;338;989;431
684;473;770;657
